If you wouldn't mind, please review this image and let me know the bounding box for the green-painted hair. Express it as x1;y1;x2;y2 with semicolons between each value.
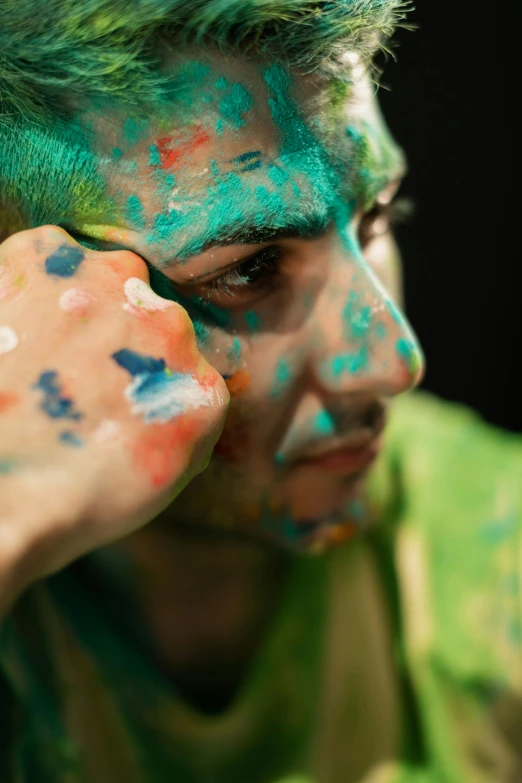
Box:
0;0;409;237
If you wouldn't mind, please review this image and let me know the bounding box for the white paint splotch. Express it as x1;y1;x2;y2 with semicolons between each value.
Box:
59;287;93;313
123;278;174;313
0;325;19;354
125;371;214;424
111;349;215;425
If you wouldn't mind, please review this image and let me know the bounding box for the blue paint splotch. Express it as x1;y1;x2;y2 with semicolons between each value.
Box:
45;245;85;278
33;371;83;421
232;151;262;172
59;430;85;448
112;348;211;424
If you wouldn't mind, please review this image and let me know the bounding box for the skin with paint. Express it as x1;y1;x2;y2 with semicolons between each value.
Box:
70;51;422;549
0;49;423;707
0;225;228;612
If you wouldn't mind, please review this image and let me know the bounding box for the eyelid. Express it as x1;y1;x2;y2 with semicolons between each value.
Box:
176;246;277;286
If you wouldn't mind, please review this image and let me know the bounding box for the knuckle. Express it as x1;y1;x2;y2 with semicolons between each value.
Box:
101;249;149;280
1;225;81;263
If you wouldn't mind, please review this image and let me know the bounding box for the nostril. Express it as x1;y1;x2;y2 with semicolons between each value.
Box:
362;400;383;429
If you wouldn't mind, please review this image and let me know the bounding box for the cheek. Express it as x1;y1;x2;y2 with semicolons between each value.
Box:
197;329;293;464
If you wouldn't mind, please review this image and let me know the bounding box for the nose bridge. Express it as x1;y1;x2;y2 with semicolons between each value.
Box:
310;252;423;397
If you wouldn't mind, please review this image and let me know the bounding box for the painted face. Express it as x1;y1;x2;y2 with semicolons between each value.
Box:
72;51;424;552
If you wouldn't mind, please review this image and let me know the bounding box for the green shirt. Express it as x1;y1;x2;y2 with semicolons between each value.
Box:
1;393;522;783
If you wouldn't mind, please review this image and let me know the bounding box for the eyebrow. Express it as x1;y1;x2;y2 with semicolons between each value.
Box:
169;208;333;265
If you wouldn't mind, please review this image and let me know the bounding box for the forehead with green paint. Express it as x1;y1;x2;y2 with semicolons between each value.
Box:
72;51;404;262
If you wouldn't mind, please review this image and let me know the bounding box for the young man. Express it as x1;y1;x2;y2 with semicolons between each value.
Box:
0;1;520;781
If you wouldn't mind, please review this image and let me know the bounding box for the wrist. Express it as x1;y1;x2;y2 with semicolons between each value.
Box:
0;521;42;618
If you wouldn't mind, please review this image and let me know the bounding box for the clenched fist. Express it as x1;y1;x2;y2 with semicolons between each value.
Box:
0;226;228;612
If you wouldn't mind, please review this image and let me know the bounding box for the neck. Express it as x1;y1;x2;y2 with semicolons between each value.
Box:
115;521;291;714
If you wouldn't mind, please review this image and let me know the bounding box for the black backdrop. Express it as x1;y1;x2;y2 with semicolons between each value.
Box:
377;6;516;430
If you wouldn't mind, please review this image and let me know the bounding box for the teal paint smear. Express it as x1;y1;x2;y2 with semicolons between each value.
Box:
181;61;210;86
346;499;366;524
332;346;369;377
271;358;292;398
244;310;261;333
386;299;403;324
191;317;211;346
125;195;146;230
223;84;254;127
151;210;185;241
112;147;123;159
123;116;147;145
396;338;417;372
267;164;290;188
227;337;242;364
342;291;372;341
375;322;387;340
314;410;336;437
214;77;254;134
0;459;14;474
255;185;285;216
263;63;350;237
148;144;161;166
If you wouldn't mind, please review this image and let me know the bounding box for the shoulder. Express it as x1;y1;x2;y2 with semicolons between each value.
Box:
377;392;522;688
388;390;522;481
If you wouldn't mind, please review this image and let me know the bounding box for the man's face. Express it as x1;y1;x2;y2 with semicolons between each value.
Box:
76;50;423;552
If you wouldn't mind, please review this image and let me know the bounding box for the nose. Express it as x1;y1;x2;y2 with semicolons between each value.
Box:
308;246;424;398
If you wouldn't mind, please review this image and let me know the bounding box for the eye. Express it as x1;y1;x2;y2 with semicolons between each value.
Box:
358;197;413;248
178;246;284;309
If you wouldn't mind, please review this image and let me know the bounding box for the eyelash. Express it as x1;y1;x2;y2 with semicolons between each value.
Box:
359;197;413;244
198;246;283;302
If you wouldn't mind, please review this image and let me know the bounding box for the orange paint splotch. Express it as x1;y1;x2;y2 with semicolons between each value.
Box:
325;522;358;547
132;415;201;488
224;369;251;396
156;126;211;171
0;391;19;413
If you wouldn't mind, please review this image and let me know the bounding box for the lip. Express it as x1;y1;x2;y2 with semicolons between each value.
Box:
295;437;382;473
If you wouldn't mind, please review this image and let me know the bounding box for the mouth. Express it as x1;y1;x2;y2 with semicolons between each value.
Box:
289;403;386;476
279;400;387;476
293;437;382;474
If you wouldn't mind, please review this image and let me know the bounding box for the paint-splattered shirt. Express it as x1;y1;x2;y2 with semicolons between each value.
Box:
1;393;521;783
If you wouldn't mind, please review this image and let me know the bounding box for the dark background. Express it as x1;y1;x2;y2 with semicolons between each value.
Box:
377;6;516;430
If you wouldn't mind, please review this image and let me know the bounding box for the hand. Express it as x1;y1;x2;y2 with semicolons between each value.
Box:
0;226;228;606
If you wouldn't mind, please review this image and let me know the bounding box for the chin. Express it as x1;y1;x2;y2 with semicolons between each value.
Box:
259;477;370;554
